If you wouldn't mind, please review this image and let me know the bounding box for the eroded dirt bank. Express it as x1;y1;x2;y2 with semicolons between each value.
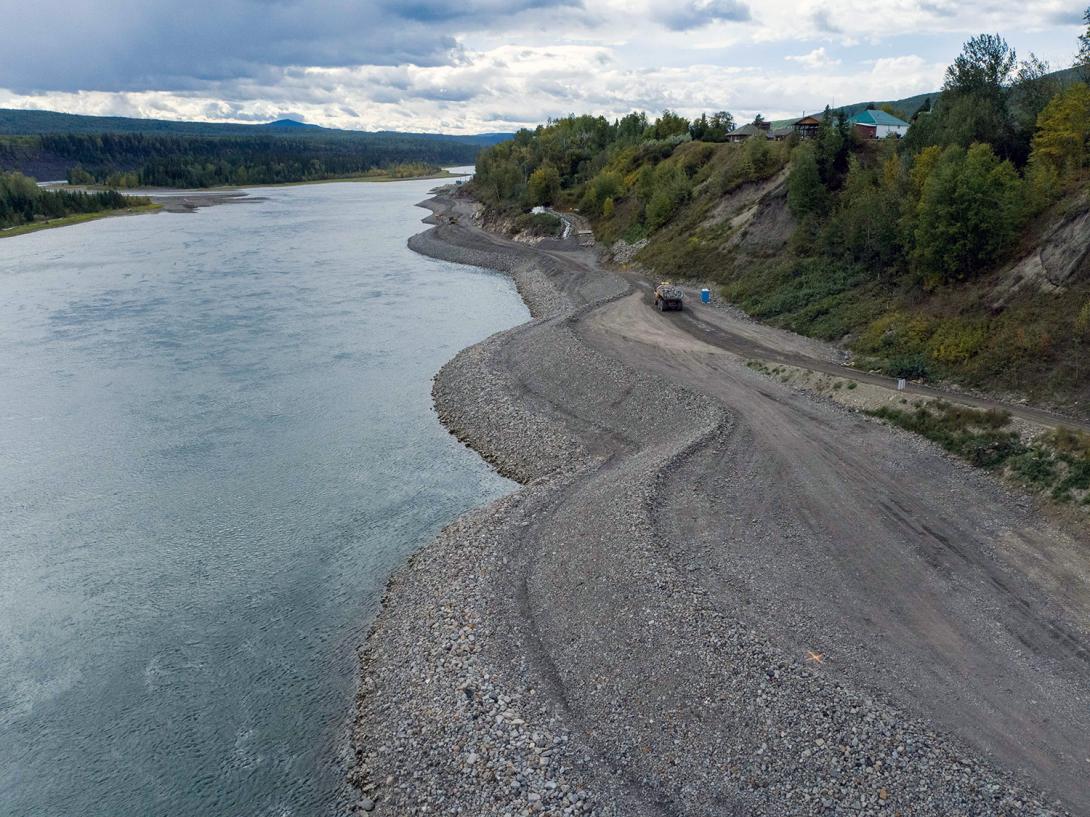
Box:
348;192;1090;816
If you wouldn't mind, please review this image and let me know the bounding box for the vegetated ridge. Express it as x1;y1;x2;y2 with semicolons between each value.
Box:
0;108;512;187
470;21;1090;416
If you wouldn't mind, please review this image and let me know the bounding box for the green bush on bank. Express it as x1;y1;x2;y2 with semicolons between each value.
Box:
511;212;563;237
869;401;1090;501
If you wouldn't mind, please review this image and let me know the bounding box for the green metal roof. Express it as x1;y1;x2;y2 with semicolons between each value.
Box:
851;109;910;127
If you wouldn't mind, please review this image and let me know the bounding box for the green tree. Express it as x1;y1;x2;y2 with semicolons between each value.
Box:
689;111;734;142
787;143;827;219
648;110;691;140
67;165;95;185
878;103;909;121
616;111;649;144
1011;54;1060;138
814;107;851;185
1079;7;1090;81
825;153;904;272
635;164;656;204
908;34;1022;160
689;113;710;141
742;130;775;177
944;33;1016;97
1029;82;1090;176
579;169;624;216
527;163;561;206
912;143;1024;286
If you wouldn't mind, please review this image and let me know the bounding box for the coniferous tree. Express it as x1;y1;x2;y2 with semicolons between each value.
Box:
1078;7;1090;81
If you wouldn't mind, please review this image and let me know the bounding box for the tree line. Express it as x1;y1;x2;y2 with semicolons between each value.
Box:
0;131;480;188
0;171;146;229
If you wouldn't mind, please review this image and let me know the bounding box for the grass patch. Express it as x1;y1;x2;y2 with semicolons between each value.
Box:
0;204;160;239
720;256;889;342
868;401;1021;468
868;402;1090;502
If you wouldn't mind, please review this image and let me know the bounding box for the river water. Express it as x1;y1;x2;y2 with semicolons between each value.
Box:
0;178;527;816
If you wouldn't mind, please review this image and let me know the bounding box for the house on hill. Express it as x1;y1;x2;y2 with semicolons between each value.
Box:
791;115;822;139
764;115;822;140
850;109;910;138
726;121;772;142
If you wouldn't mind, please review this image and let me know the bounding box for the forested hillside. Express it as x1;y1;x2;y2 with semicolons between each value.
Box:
0;111;497;187
470;14;1090;410
0;108;512;144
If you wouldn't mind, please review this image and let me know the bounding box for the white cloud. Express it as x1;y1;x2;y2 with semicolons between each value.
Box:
0;46;950;133
0;0;1078;132
785;48;841;68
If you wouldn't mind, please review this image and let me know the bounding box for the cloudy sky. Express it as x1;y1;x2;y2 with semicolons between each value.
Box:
0;1;1084;133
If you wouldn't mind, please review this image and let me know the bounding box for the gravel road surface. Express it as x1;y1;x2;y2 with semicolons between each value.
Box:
349;192;1090;816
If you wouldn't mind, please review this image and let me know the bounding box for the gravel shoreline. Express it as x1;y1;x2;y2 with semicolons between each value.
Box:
347;194;1077;816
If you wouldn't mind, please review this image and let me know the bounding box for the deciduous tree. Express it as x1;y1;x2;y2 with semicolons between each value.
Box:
527;163;561;206
787;143;826;219
1029;82;1090;175
912;143;1024;286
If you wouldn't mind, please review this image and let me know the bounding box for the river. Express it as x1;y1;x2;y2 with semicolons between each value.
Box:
0;177;527;816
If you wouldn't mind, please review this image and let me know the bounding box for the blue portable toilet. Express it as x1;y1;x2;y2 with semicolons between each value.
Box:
700;288;711;304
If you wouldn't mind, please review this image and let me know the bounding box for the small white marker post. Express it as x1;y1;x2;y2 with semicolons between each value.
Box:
897;378;906;391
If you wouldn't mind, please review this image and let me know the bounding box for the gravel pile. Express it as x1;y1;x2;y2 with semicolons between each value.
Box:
350;487;606;816
348;194;1075;816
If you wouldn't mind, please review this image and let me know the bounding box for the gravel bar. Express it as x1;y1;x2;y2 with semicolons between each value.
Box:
347;192;1080;816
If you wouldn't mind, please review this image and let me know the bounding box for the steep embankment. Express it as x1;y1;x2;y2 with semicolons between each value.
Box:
348;191;1090;816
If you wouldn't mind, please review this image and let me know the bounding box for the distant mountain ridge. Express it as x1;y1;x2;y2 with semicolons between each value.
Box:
261;118;321;130
0;108;513;145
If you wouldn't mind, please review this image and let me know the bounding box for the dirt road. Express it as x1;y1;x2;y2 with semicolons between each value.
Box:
352;193;1090;816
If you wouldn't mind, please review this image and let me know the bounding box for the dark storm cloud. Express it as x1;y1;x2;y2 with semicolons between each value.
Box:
0;0;581;93
1045;5;1087;23
654;0;751;31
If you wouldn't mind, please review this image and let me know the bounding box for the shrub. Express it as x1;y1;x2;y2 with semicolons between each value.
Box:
868;402;1023;468
926;320;989;365
512;212;562;237
1010;447;1058;487
883;354;934;380
644;166;691;230
579;170;624;217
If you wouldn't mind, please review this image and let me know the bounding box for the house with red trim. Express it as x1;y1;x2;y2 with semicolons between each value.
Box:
850;109;910;138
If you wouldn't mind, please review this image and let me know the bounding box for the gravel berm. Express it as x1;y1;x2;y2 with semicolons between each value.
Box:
347;191;1090;816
